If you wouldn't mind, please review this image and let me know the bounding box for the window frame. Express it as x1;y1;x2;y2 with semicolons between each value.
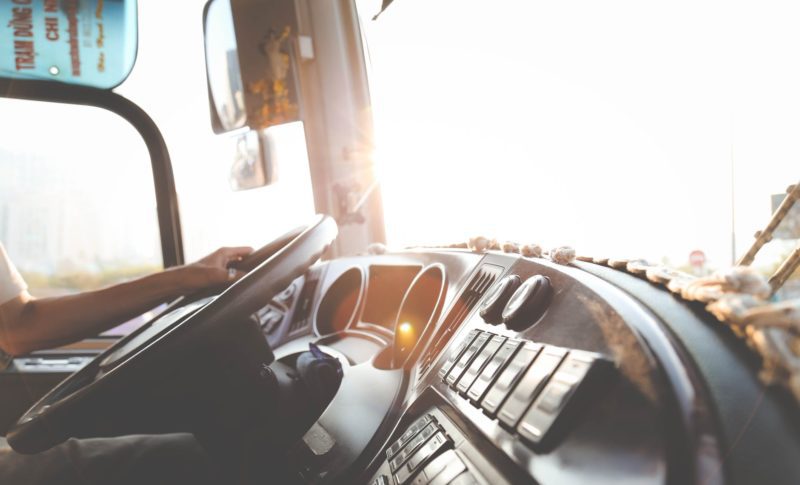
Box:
0;77;184;269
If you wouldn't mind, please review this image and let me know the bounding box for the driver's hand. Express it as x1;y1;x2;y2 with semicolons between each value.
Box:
173;246;254;292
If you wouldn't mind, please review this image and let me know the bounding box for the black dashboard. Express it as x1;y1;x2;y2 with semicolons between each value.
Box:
253;248;800;485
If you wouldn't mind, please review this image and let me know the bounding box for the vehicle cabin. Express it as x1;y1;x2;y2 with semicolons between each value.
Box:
1;1;799;484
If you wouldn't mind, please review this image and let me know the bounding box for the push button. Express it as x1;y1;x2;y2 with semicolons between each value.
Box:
455;335;506;394
394;461;415;484
467;339;522;404
516;351;600;445
387;414;434;459
497;346;566;428
438;330;480;380
390;422;438;472
480;342;541;417
371;476;390;485
394;432;451;484
479;275;521;324
445;332;490;386
406;432;448;470
427;455;468;485
410;450;460;485
536;381;573;414
448;472;480;485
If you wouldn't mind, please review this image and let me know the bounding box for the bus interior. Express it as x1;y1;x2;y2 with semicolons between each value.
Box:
1;0;800;484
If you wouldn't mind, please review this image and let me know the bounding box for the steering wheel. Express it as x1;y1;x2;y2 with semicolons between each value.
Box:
6;214;338;455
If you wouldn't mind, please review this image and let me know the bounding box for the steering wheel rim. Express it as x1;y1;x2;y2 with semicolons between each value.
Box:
7;214;338;454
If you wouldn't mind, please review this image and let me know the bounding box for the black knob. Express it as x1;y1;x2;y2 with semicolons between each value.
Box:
479;275;521;324
501;275;552;331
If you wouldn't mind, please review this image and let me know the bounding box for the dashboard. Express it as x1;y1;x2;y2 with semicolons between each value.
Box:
248;248;800;484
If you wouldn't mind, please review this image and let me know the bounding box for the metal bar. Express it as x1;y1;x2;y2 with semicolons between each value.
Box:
738;182;800;266
294;0;386;257
0;77;184;268
769;243;800;294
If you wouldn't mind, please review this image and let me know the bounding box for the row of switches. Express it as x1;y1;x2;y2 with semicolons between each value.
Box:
438;329;607;446
374;448;480;485
383;414;458;485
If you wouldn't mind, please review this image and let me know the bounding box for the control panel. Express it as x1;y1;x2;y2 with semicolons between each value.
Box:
369;320;609;485
439;328;609;448
370;409;506;485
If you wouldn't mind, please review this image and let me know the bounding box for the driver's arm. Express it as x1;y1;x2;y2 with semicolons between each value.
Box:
0;246;252;357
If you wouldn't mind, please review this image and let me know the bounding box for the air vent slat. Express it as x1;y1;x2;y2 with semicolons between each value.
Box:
416;264;503;379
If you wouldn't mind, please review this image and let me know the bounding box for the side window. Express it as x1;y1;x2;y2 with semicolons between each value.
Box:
0;99;162;304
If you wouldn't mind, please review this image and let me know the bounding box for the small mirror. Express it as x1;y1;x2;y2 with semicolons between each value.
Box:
204;0;246;132
229;130;277;191
204;0;301;134
0;0;137;89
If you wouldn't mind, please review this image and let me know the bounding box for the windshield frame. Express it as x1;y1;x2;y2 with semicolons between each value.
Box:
0;77;184;267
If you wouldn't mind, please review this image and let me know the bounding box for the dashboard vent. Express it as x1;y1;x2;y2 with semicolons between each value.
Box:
416;264;504;378
288;277;319;335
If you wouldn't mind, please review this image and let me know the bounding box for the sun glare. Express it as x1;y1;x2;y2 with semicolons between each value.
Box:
364;0;800;270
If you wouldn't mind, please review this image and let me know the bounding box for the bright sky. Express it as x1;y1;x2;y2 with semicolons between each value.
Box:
1;0;798;278
361;0;799;269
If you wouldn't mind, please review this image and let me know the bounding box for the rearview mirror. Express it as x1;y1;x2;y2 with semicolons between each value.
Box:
203;0;301;134
229;130;277;191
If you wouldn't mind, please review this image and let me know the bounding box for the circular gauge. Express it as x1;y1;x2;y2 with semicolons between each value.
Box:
315;267;365;336
479;275;521;324
501;275;553;331
392;264;447;368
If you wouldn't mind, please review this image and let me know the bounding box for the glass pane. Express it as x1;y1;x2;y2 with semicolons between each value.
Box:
204;0;246;132
0;0;138;89
358;0;798;299
0;98;162;333
174;122;316;262
119;1;315;262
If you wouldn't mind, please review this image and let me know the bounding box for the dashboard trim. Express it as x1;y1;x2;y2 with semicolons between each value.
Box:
575;260;800;485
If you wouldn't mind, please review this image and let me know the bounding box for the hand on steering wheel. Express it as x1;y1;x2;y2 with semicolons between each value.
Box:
172;246;255;292
167;246;253;294
6;215;337;455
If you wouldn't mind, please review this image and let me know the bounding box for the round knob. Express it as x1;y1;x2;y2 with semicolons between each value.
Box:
501;275;552;331
479;275;521;324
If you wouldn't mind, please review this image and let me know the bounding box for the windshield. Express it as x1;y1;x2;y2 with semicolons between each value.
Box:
0;1;315;338
357;0;799;298
117;0;315;262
